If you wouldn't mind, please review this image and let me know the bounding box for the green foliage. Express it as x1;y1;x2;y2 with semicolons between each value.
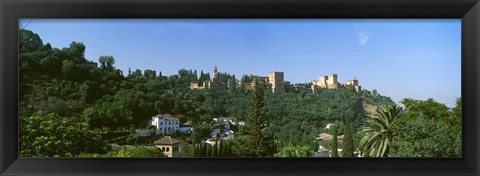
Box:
401;98;450;120
19;29;44;52
331;126;338;157
191;124;212;142
390;117;461;157
389;98;461;157
235;83;276;157
128;146;166;157
193;140;236;157
98;55;116;72
79;146;166;157
359;105;404;157
274;144;313;157
178;141;193;157
20;112;105;157
342;120;355;157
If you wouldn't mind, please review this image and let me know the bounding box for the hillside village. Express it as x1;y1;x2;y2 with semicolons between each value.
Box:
120;66;370;157
129;113;363;157
128;114;242;157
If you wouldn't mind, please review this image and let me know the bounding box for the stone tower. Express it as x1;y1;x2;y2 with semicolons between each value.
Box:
346;77;361;93
327;74;338;85
213;66;218;79
346;79;359;86
327;74;339;89
269;72;285;94
318;76;328;88
153;136;181;157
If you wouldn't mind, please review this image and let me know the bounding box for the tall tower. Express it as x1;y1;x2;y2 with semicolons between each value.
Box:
346;77;359;86
213;66;218;79
318;76;328;88
327;74;338;89
327;74;338;85
269;72;285;94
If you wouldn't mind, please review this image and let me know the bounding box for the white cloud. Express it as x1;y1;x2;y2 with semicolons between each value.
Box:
357;31;375;45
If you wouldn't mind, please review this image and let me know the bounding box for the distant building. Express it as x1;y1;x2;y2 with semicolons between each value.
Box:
203;80;214;89
189;66;226;90
346;79;358;86
153;136;181;157
244;72;286;94
313;74;339;89
311;85;319;94
312;74;362;93
190;82;201;89
151;114;180;135
346;77;362;93
269;72;285;94
213;117;237;124
213;65;219;79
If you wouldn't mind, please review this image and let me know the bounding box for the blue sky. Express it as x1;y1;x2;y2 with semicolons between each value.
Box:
19;19;461;108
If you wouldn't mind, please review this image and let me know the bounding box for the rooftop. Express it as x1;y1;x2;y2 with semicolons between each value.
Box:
153;136;181;145
154;114;179;121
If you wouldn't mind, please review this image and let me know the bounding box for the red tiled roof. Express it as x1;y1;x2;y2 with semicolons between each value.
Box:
153;136;181;145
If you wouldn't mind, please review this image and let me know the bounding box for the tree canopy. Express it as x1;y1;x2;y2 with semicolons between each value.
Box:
20;112;105;157
389;98;461;157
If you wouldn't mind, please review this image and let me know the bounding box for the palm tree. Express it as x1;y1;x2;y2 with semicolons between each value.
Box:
359;105;404;157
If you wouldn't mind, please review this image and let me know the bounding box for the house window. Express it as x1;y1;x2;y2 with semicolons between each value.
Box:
160;122;163;125
167;147;170;152
162;147;165;151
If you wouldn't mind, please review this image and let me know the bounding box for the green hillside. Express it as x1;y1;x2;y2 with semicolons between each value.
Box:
25;29;445;157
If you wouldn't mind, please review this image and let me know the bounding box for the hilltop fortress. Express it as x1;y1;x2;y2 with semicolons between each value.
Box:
311;74;362;93
246;72;286;94
189;66;362;94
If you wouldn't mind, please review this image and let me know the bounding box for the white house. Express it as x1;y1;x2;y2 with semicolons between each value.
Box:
151;114;180;135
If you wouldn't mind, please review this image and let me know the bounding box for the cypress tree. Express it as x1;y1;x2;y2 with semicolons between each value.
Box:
199;70;204;86
331;126;338;157
343;120;355;157
192;141;196;157
235;81;275;157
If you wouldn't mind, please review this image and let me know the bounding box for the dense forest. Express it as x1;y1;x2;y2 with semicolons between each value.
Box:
19;29;461;157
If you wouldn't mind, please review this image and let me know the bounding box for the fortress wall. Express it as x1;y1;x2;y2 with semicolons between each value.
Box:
327;83;339;89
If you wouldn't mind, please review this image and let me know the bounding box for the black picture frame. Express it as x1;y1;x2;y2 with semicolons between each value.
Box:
1;0;479;176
